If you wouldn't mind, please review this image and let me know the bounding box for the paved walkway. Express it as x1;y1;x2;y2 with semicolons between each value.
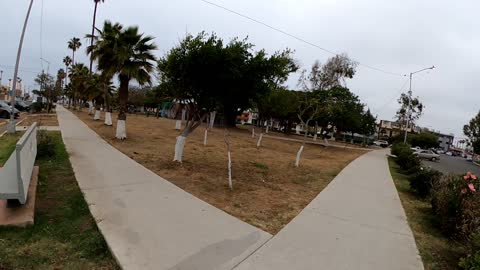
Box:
56;106;271;270
258;133;371;151
235;149;423;270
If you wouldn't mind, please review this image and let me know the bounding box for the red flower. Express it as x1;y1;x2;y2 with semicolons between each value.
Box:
472;174;478;180
468;183;476;192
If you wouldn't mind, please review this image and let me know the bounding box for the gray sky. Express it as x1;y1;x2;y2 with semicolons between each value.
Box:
1;0;478;137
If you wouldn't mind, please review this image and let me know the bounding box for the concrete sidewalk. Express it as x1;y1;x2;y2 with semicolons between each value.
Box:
235;150;423;270
56;106;271;270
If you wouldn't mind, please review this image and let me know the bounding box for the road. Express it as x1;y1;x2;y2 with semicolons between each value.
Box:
423;154;480;175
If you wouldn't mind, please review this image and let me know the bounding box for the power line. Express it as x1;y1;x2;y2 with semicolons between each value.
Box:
200;0;405;77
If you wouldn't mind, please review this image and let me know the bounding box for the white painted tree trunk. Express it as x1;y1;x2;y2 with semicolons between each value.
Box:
324;138;329;146
88;101;94;114
252;127;255;138
295;145;304;167
204;129;208;146
105;112;112;126
266;125;269;134
295;124;301;134
313;134;317;141
209;111;216;129
175;120;181;130
227;151;232;190
181;109;186;123
116;120;127;140
94;110;101;120
257;133;263;148
173;136;187;162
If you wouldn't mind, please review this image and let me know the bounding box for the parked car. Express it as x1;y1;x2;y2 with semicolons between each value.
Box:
0;101;20;119
466;155;473;161
436;149;445;154
373;140;389;148
411;146;421;152
9;100;30;111
446;151;453;156
414;149;440;161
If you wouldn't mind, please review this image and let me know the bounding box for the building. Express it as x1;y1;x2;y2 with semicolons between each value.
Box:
377;120;419;140
432;132;454;152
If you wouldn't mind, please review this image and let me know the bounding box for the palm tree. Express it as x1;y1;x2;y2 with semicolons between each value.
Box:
68;37;82;64
68;63;90;109
63;56;72;85
89;21;157;139
89;0;105;73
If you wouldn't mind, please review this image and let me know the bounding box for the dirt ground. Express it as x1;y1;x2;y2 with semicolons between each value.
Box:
21;113;59;126
72;110;366;234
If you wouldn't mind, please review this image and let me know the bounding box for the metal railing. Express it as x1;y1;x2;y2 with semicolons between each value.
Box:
0;122;37;204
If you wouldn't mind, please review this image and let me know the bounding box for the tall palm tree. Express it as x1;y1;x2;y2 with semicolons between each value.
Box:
63;56;72;85
89;0;105;73
89;21;157;139
68;63;89;109
68;37;82;64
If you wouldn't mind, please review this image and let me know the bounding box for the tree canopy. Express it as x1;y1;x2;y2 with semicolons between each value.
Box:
464;111;480;153
157;32;297;126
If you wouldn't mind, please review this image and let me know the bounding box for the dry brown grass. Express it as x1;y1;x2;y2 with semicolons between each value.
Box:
72;110;365;234
21;114;59;126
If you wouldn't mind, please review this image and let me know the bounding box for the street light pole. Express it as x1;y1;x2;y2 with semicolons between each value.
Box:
403;66;435;143
7;0;34;134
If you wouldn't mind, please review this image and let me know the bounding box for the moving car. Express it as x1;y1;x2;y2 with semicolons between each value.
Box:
373;140;389;148
0;101;20;119
414;149;440;161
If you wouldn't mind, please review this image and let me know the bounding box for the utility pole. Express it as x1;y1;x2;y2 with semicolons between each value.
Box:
0;70;3;87
7;0;34;134
403;66;435;143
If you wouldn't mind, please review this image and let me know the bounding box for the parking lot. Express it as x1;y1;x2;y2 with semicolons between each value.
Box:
423;154;480;175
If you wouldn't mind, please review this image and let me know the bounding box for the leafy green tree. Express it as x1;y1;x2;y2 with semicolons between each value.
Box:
256;88;299;132
396;92;423;135
158;32;296;162
410;132;439;149
63;56;72;86
464;111;480;153
89;21;157;139
68;37;82;64
34;72;60;113
360;109;377;144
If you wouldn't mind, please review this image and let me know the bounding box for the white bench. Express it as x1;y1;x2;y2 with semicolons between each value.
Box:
0;123;37;204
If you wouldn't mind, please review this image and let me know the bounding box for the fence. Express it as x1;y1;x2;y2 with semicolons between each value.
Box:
0;123;37;204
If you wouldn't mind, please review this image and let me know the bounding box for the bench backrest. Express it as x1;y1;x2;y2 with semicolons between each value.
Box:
0;123;37;204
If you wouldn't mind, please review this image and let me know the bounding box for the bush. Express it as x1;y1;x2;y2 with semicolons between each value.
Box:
431;173;480;237
392;143;421;171
459;251;480;269
37;130;55;158
409;168;442;198
31;102;45;113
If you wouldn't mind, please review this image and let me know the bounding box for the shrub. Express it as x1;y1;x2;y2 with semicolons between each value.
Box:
31;102;44;113
392;143;421;171
409;168;442;198
459;230;480;269
431;172;480;237
37;130;55;158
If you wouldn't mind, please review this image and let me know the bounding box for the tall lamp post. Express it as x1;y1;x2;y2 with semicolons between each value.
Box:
7;0;34;134
403;66;435;143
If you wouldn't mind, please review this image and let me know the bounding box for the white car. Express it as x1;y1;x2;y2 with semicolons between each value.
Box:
373;140;389;148
414;149;440;161
467;155;473;161
446;151;453;156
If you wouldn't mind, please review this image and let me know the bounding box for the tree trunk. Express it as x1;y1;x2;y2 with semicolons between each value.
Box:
104;89;112;126
204;128;208;146
89;2;98;73
94;101;101;120
173;113;208;162
223;107;237;127
116;75;129;139
72;50;75;65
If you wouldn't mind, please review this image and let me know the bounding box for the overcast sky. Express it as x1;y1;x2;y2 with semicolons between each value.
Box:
1;0;478;137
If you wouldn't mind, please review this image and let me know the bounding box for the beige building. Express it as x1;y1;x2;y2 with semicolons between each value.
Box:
377;120;419;139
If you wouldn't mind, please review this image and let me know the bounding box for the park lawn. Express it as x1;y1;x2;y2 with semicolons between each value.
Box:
388;158;465;270
0;132;119;269
72;109;365;234
0;134;21;165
